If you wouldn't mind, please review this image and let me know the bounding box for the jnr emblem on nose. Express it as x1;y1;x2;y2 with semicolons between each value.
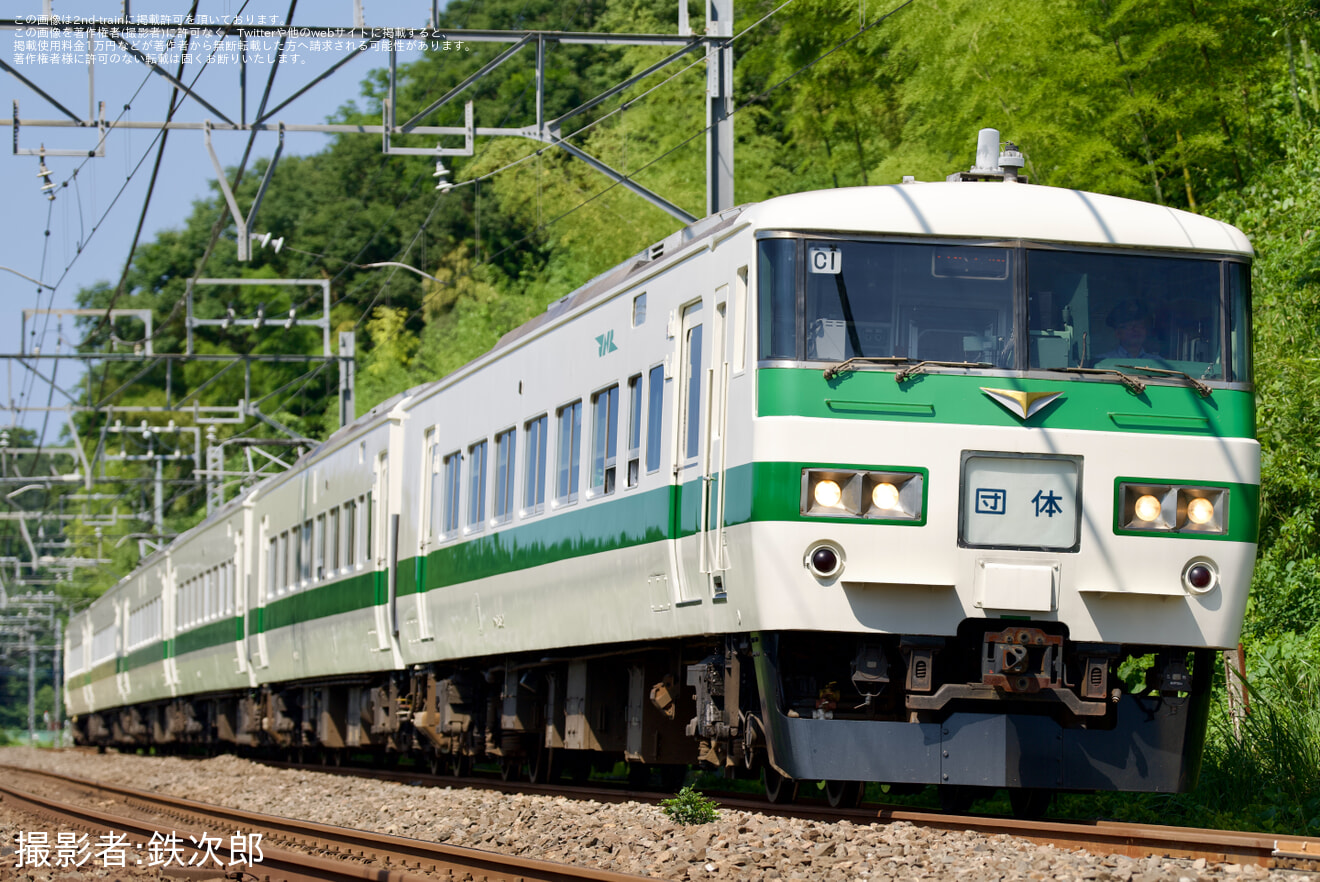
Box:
980;387;1063;420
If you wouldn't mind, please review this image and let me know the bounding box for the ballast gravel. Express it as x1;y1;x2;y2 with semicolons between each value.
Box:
0;747;1310;882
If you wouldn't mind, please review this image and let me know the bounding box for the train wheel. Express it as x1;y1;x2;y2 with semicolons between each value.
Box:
1009;787;1052;819
499;756;524;782
762;767;798;804
527;747;557;784
824;780;863;809
449;752;471;778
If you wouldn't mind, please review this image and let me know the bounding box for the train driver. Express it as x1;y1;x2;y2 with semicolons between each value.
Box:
1098;298;1162;362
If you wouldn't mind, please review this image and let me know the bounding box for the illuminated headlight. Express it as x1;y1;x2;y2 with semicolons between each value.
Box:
802;468;924;521
813;479;843;508
872;482;901;510
1186;497;1215;525
1119;482;1228;534
1134;494;1163;523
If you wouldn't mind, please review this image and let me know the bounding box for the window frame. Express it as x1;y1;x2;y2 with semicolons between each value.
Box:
466;438;488;531
626;373;643;489
442;451;462;538
554;399;583;506
523;414;548;517
646;362;664;475
493;427;517;524
589;383;619;497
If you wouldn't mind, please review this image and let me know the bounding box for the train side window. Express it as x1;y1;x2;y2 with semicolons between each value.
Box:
358;494;370;563
301;520;313;586
427;436;443;540
733;265;749;373
329;507;340;574
442;452;461;536
278;531;289;595
633;292;647;326
646;364;664;474
626;374;642;487
524;415;548;515
267;537;278;601
203;570;212;622
682;313;704;461
315;514;327;581
494;428;517;523
758;238;797;360
467;440;488;529
590;384;619;496
345;501;357;568
556;400;582;505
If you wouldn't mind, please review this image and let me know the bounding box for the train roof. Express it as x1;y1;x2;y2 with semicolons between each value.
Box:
741;181;1253;256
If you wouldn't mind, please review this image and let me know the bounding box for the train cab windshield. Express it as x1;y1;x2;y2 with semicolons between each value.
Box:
757;237;1251;384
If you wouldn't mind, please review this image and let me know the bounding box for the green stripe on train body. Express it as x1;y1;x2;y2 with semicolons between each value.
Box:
756;368;1256;437
109;463;1260;673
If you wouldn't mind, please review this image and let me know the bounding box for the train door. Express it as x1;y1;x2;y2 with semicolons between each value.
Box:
247;517;267;674
704;293;731;599
372;451;393;652
230;530;246;677
671;296;729;603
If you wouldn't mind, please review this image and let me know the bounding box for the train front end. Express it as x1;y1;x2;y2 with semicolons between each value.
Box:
739;169;1257;799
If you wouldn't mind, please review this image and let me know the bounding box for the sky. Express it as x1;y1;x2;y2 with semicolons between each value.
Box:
1;0;444;435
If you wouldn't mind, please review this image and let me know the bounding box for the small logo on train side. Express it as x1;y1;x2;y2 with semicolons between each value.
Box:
1033;489;1064;518
808;247;842;274
975;488;1007;514
596;330;618;357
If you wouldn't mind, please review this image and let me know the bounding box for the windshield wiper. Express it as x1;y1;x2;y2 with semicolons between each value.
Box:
823;356;914;380
894;360;995;383
1045;366;1146;395
1117;364;1213;398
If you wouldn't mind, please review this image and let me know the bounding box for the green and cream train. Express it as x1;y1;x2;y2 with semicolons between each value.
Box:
66;133;1258;811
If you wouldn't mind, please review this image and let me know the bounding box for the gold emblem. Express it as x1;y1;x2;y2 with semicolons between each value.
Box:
980;388;1063;420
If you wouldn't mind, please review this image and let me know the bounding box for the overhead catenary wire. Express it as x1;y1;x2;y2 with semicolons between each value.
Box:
28;0;897;576
355;0;915;348
14;2;256;574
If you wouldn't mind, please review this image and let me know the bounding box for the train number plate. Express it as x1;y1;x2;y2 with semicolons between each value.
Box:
959;453;1081;551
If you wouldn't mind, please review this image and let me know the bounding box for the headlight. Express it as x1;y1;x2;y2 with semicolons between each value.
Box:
813;479;843;508
1118;482;1228;534
1134;494;1163;523
802;468;925;521
872;482;901;511
1186;497;1215;525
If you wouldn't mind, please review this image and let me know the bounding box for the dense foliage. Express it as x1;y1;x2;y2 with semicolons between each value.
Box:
12;0;1320;831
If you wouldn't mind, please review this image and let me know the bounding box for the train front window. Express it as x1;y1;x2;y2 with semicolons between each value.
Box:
1027;250;1231;380
760;239;1017;365
758;237;1248;384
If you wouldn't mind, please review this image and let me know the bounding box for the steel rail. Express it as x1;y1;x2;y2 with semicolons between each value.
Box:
0;764;655;882
247;757;1320;870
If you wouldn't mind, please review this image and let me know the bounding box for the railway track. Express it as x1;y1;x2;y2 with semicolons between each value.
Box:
249;756;1320;870
0;764;653;882
10;757;1320;876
